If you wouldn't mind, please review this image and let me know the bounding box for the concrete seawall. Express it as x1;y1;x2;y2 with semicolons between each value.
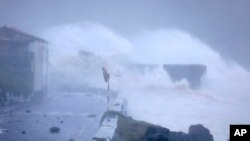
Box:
91;93;214;141
163;64;207;89
91;95;127;141
125;63;207;89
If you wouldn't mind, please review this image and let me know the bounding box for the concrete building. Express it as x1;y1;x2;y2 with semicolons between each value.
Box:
0;26;48;104
126;63;207;89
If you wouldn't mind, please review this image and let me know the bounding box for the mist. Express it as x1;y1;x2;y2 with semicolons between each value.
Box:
40;22;250;141
1;0;250;69
1;1;250;141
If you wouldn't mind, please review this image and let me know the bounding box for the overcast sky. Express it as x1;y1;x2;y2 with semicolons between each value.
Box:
1;0;250;69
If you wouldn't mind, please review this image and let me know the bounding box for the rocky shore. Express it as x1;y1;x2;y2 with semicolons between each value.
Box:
100;111;213;141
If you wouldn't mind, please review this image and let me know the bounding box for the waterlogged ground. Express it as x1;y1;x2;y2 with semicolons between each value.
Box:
0;91;110;141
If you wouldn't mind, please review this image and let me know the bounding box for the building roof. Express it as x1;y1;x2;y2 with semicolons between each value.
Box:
0;26;47;43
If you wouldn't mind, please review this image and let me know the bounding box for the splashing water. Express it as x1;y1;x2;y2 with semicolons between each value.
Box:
42;22;250;141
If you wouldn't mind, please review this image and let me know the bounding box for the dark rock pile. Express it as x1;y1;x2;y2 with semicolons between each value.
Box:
49;127;60;133
110;111;213;141
145;124;213;141
188;124;214;141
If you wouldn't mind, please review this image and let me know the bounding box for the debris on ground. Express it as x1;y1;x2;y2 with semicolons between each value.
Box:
85;94;92;97
87;114;97;118
26;110;31;113
21;131;26;134
50;127;60;133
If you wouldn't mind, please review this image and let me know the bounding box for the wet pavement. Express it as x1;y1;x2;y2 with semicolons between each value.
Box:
0;91;111;141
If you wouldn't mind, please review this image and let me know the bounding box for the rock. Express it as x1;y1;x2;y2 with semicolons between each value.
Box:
145;126;170;139
111;111;154;141
110;111;214;141
68;138;75;141
145;133;169;141
60;121;64;124
21;131;26;134
188;124;213;141
169;132;191;141
145;125;214;141
50;127;60;133
92;137;107;141
87;114;97;118
146;129;191;141
26;110;31;113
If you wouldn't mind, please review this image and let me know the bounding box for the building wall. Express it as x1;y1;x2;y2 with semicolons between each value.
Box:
29;41;48;96
0;41;34;99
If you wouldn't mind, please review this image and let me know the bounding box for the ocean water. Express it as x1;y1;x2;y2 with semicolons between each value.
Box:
42;22;250;141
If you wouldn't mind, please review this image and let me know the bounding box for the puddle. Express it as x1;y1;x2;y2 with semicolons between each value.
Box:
0;129;9;134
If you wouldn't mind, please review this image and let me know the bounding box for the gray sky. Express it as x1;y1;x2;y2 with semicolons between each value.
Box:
1;0;250;70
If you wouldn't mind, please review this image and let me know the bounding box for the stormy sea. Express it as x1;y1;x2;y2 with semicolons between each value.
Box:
43;22;250;141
